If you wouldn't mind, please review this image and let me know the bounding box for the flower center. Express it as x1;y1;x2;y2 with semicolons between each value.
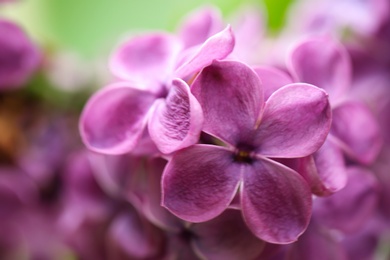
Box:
233;150;253;164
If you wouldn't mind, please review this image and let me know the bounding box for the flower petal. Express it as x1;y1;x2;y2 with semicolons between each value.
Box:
148;79;203;154
162;144;241;222
312;137;348;195
331;101;382;165
287;36;351;102
287;220;348;260
80;83;156;154
139;157;183;231
313;166;379;233
0;19;40;90
253;65;293;100
282;138;347;196
88;152;139;198
109;33;182;93
241;158;312;244
230;6;264;64
174;25;235;79
178;6;223;48
255;83;332;158
107;210;164;259
192;60;263;146
191;209;264;260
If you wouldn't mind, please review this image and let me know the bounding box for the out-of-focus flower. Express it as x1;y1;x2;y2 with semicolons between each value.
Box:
286;166;380;260
285;36;382;195
0;19;40;90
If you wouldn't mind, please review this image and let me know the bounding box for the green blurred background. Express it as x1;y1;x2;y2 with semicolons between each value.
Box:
0;0;293;58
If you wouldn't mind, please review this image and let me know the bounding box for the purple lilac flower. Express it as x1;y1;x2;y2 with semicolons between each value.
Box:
286;0;388;38
91;153;266;259
286;166;380;260
162;60;332;244
0;19;40;90
80;25;234;155
286;36;382;195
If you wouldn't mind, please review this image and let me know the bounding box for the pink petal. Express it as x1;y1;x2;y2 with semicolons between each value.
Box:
80;82;156;154
178;6;223;48
191;60;263;146
241;158;312;244
109;33;182;93
162;144;241;222
287;36;351;102
313;166;379;233
148;79;203;154
255;83;332;158
174;25;235;79
191;209;264;260
253;66;294;100
331;101;382;165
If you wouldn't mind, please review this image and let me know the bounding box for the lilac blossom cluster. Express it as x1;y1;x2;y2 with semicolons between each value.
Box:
1;1;390;259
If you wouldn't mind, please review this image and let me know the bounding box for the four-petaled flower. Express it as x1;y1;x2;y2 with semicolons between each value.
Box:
162;60;332;243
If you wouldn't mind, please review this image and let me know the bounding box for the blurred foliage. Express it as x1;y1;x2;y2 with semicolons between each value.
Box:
0;0;293;58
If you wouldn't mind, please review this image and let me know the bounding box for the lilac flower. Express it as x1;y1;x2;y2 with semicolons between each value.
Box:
177;5;224;49
0;19;40;90
286;166;380;260
80;25;234;155
162;60;332;244
286;0;388;38
287;36;382;195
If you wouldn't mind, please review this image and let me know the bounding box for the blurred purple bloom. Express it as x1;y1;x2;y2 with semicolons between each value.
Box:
162;60;332;243
0;19;40;90
287;36;382;195
286;166;380;260
91;153;263;259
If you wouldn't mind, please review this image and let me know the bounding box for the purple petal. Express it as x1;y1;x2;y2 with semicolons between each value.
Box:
191;209;264;260
87;152;138;198
148;79;203;154
109;33;182;93
331;101;382;165
312;138;348;195
191;60;263;146
0;19;40;90
255;83;332;158
178;6;223;48
342;217;383;260
282;138;347;196
138;157;183;231
107;210;164;259
162;144;241;222
230;6;264;64
241;158;312;244
253;66;294;100
174;25;235;79
80;82;156;154
306;138;347;196
313;166;379;233
287;220;348;260
287;36;351;102
0;169;37;219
